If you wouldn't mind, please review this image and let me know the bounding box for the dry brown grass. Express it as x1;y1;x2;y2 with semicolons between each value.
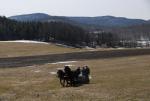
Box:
0;55;150;101
0;42;83;58
0;42;119;58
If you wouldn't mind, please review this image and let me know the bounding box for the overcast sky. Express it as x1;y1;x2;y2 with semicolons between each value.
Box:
0;0;149;20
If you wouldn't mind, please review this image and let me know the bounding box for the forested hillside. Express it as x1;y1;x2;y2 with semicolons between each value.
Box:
0;16;88;46
103;24;150;41
9;13;149;27
1;14;150;48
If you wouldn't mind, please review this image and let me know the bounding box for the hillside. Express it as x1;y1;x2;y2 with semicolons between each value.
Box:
9;13;51;22
0;16;87;46
9;13;75;24
69;16;148;27
9;13;149;27
3;14;150;48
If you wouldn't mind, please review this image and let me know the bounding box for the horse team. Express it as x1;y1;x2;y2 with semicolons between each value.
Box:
57;65;90;87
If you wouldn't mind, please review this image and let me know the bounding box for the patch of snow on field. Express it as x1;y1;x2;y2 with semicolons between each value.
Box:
117;47;125;49
55;43;74;48
34;70;41;73
50;72;57;75
57;68;64;70
51;61;77;65
64;64;75;67
85;46;96;51
0;40;49;44
85;46;94;50
27;66;35;68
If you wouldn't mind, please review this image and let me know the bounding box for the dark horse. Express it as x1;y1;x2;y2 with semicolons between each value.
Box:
57;66;81;87
57;69;66;87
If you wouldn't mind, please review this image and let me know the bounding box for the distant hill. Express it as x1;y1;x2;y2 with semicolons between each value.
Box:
9;13;75;24
69;16;148;27
9;13;149;28
9;13;51;22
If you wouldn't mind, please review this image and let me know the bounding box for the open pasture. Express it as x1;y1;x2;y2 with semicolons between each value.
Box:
0;42;83;58
0;55;150;101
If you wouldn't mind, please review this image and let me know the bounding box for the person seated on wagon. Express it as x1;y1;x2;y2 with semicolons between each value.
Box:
85;66;90;76
82;66;90;83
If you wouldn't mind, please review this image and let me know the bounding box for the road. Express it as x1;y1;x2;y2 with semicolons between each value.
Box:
0;48;150;68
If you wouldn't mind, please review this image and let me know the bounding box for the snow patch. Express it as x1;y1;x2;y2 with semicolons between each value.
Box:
26;66;35;68
117;47;125;49
55;43;73;48
0;40;49;44
50;72;57;75
64;64;75;67
34;70;41;73
51;61;77;65
57;68;64;70
85;46;95;50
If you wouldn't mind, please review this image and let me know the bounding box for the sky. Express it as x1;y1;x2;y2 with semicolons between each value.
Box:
0;0;150;20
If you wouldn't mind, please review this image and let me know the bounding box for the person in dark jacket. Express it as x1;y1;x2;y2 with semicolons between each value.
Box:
85;66;90;83
85;66;90;75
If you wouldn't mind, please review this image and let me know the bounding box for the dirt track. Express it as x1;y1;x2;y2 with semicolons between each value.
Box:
0;48;150;68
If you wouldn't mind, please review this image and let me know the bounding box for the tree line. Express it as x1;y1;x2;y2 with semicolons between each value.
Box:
0;16;119;47
0;16;87;45
1;16;149;48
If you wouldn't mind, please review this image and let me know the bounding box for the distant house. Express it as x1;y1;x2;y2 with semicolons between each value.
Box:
137;36;150;47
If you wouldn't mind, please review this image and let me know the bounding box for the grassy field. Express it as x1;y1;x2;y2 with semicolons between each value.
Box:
0;42;84;58
0;42;120;58
0;55;150;101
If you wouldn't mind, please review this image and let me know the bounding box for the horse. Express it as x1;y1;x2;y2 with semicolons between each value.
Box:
57;70;70;87
57;69;75;87
57;69;66;87
57;69;80;87
57;66;86;87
